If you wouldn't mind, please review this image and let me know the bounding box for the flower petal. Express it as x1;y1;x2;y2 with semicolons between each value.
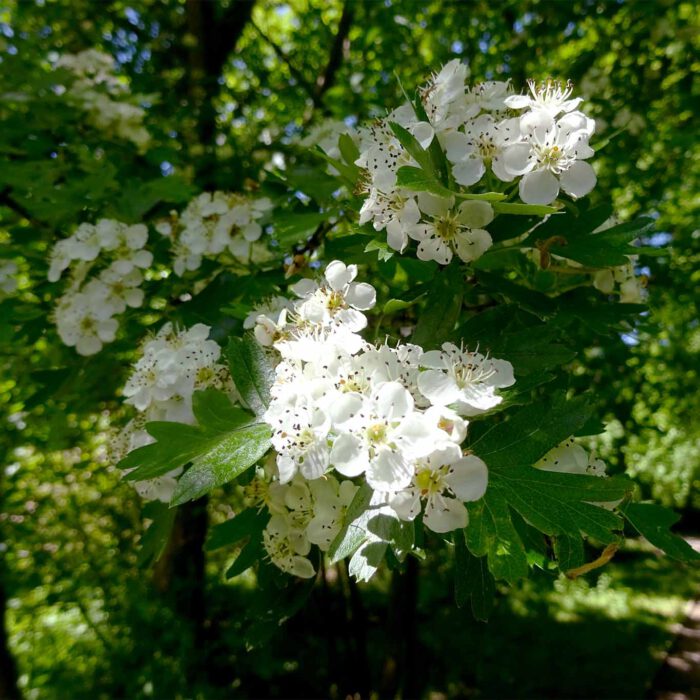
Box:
447;455;488;501
424;496;468;533
559;161;597;200
457;200;494;228
366;449;413;491
330;433;368;477
452;157;486;187
519;170;559;205
325;260;353;291
346;282;376;311
375;381;413;421
454;228;492;262
417;370;462;405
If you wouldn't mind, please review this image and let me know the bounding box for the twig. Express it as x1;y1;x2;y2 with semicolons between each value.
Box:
0;188;50;230
313;0;355;105
249;19;317;101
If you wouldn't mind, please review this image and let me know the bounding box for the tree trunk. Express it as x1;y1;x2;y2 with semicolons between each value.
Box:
379;557;420;699
148;2;257;688
0;461;21;700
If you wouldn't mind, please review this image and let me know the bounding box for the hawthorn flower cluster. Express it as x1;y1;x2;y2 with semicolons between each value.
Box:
56;49;150;149
245;260;514;577
48;219;153;355
356;61;596;264
155;191;273;275
113;322;232;501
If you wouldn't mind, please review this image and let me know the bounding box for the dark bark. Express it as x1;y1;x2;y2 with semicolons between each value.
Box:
379;556;420;698
152;498;208;682
313;0;355;108
340;562;371;698
0;583;21;700
0;460;21;700
185;0;256;188
150;3;257;688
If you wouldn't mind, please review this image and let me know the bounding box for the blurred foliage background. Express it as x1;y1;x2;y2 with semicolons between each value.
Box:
0;0;698;698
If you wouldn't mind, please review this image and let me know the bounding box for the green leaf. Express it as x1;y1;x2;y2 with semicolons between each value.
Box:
273;212;328;247
486;328;576;375
206;508;268;551
470;392;594;469
492;202;560;216
412;262;463;348
338;132;360;165
383;293;425;314
554;533;586;570
464;467;632;580
493;467;631;543
192;389;253;433
389;122;435;174
120;423;218;480
454;531;496;620
328;483;373;563
120;390;256;482
138;501;176;567
226;534;265;579
225;334;274;417
465;495;528;583
395;165;453;198
456;191;507;202
622;502;700;563
170;423;271;505
328;484;408;581
365;238;394;261
526;215;656;268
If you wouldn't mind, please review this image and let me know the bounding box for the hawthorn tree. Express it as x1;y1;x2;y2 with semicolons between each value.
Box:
1;2;698;698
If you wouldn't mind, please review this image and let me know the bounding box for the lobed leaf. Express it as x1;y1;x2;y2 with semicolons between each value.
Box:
225;334;275;417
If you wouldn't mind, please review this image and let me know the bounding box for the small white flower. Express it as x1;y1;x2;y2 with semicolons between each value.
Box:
244;296;294;347
122;322;224;412
389;443;488;533
55;292;119;356
505;79;583;119
359;189;421;253
443;114;521;185
263;513;315;579
328;381;439;490
408;195;494;265
418;342;515;416
306;477;358;550
265;397;331;483
292;260;376;332
504;110;596;204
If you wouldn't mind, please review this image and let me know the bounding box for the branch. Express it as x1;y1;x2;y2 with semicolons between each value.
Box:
213;0;257;73
0;187;51;230
249;19;317;100
313;0;355;107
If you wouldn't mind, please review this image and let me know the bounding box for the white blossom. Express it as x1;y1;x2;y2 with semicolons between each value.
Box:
389;443;488;533
54;291;119;356
505;79;583;119
418;342;515;416
408;195;494;265
503;110;596;204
